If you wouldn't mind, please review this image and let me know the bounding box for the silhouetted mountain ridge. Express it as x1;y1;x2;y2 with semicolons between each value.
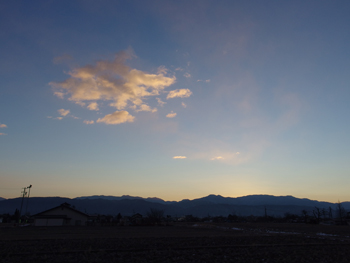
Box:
75;195;168;204
0;194;348;217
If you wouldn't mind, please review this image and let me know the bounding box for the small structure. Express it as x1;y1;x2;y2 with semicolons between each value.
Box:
33;202;89;226
130;213;143;225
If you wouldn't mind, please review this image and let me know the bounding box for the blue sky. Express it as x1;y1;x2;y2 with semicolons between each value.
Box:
1;0;349;202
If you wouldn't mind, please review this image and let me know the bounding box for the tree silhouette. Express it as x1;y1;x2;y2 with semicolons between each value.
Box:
146;208;164;225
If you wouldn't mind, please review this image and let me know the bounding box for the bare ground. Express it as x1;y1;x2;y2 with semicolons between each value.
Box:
1;223;350;262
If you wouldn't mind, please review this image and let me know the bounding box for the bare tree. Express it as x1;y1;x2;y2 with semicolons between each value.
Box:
146;208;164;225
321;208;327;219
336;201;346;224
313;207;321;223
301;209;308;222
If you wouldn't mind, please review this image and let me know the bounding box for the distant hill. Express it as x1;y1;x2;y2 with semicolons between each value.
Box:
0;194;348;217
0;197;5;201
75;195;168;204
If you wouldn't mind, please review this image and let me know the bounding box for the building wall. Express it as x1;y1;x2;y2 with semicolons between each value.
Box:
34;218;65;226
35;206;89;226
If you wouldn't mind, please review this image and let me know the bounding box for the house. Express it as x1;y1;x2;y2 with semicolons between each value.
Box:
130;213;143;225
32;202;89;226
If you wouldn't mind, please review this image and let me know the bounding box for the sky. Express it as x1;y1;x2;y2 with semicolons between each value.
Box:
1;0;350;202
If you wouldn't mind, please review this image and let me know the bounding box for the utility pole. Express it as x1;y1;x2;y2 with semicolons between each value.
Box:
19;185;32;223
19;187;27;222
25;185;32;217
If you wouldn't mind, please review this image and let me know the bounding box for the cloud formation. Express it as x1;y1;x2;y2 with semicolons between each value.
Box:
83;120;94;124
0;133;7;135
131;104;157;112
184;73;191;78
166;111;177;118
0;123;7;128
173;156;187;159
54;91;65;99
53;54;73;64
96;110;135;125
58;109;70;116
87;102;99;111
156;98;166;107
211;156;224;160
50;50;176;123
167;89;192;99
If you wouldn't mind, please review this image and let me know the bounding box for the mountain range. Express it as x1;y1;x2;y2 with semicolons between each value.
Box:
0;194;348;217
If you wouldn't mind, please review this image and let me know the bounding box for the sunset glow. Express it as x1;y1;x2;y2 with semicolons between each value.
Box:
1;1;350;202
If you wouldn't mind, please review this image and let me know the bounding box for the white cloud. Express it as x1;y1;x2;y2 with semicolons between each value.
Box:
96;110;135;125
58;109;70;116
182;102;187;108
173;156;187;159
83;120;94;124
75;101;86;107
87;102;99;111
0;123;7;128
0;133;7;136
157;66;168;75
156;98;166;107
54;91;65;99
56;117;63;120
132;104;157;112
211;156;224;160
50;51;176;119
184;73;191;78
167;89;192;99
166;111;177;118
197;79;210;83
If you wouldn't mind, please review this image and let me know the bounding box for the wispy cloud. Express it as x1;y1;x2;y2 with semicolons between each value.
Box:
173;156;187;159
211;156;223;160
0;133;7;136
167;89;192;99
166;111;177;118
83;120;94;124
58;109;70;116
181;102;187;108
131;104;157;112
0;123;7;128
156;98;166;107
184;73;191;78
54;91;65;99
50;50;176;123
87;102;99;111
96;110;134;125
53;54;73;64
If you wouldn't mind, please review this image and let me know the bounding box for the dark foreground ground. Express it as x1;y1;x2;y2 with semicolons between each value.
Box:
1;223;350;262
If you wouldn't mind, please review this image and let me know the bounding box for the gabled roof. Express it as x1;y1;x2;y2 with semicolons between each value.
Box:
32;203;89;217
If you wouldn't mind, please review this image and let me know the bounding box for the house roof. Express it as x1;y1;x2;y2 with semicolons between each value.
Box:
32;202;89;218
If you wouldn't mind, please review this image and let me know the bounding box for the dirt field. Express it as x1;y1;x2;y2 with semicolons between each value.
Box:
1;223;350;262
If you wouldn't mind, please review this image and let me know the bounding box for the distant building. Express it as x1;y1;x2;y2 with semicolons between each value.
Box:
32;202;89;226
